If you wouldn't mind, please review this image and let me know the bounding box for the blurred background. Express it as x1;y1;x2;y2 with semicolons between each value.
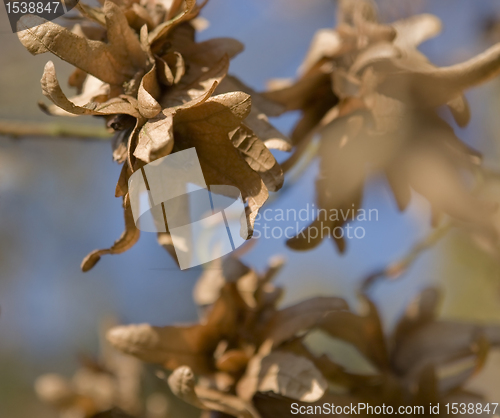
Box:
2;0;500;416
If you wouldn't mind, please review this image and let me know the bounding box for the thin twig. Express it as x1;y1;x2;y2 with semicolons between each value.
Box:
361;221;453;294
0;120;111;140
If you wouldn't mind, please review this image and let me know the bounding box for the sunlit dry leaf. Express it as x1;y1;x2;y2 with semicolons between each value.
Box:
137;64;162;118
40;72;109;117
103;0;148;70
134;111;174;162
174;92;268;237
237;352;327;403
220;75;284;117
81;195;140;272
18;14;140;85
230;124;284;192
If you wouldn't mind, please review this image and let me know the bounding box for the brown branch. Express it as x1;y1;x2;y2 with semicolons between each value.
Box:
0;120;111;140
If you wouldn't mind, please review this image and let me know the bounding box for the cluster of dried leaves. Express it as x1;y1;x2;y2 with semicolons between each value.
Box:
268;0;500;252
35;257;500;418
14;0;500;417
17;0;290;271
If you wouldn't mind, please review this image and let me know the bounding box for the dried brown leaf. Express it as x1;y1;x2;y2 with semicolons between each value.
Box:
230;124;284;192
217;76;291;151
134;111;174;162
41;61;140;117
137;64;162;118
81;195;140;272
148;0;197;45
103;0;148;70
178;38;244;68
161;55;229;108
17;12;141;85
174;92;268;237
237;352;327;402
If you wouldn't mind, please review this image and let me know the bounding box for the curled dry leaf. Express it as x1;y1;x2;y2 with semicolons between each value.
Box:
41;62;140;118
81;194;140;272
41;74;110;117
237;351;328;403
137;64;162;118
147;0;197;45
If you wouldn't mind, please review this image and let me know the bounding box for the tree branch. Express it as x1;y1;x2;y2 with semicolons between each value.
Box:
0;120;111;140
